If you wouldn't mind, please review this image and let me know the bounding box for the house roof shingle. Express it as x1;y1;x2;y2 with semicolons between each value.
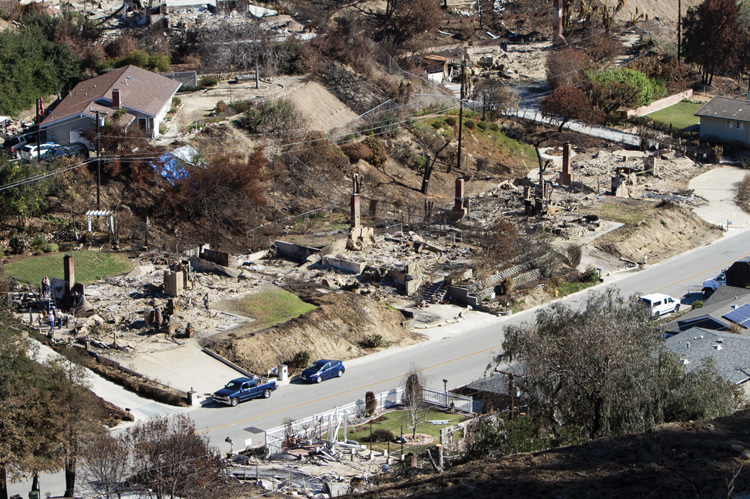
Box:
666;327;750;385
43;65;181;126
663;286;750;333
694;96;750;122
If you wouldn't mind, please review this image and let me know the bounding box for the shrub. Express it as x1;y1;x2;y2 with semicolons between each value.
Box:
501;277;514;295
172;97;182;107
31;235;46;250
8;235;26;255
81;231;93;244
583;266;599;283
147;54;170;73
564;244;582;267
362;136;387;168
360;334;389;349
445;116;457;127
362;429;395;443
198;76;218;88
292;351;310;369
340;141;372;164
43;242;58;253
488;123;500;131
215;100;227;113
465;120;476;130
477;121;488;130
116;50;149;69
692;300;704;309
234;99;299;136
365;391;377;416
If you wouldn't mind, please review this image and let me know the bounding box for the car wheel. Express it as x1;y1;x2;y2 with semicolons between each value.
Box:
230;397;238;407
674;304;680;313
264;389;271;398
337;369;344;377
315;376;322;383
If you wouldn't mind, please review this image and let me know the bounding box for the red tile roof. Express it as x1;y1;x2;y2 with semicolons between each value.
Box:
43;65;181;125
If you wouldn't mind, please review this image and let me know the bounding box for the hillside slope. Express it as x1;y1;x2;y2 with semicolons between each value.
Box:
362;409;750;498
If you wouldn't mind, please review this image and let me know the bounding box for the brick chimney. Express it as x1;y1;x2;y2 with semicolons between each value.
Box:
112;88;121;108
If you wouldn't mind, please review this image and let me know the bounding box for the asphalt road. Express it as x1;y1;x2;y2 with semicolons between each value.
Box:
9;229;750;498
193;229;750;455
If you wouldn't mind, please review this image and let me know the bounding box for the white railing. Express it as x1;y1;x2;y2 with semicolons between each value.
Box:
264;385;472;455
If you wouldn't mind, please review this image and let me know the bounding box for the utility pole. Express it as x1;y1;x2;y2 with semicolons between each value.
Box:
91;109;107;210
677;0;682;65
35;98;41;164
453;59;466;173
495;369;516;420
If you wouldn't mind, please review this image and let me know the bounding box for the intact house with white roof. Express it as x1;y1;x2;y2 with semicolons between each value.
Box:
40;65;181;146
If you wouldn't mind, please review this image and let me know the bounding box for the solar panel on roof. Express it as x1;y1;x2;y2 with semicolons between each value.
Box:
722;304;750;327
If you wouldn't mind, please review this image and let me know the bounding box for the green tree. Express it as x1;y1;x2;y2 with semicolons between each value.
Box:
683;0;747;85
495;289;737;439
0;158;56;222
586;68;664;121
0;312;61;499
44;357;105;498
0;13;81;115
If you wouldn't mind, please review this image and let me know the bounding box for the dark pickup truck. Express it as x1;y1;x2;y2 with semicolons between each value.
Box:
212;376;277;406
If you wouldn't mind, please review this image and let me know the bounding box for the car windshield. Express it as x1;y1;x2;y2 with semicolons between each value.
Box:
224;381;239;390
310;361;327;370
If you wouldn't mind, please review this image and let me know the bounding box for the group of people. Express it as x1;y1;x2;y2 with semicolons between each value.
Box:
41;276;83;333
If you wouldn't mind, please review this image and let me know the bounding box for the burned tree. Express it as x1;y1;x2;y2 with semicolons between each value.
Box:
403;367;425;439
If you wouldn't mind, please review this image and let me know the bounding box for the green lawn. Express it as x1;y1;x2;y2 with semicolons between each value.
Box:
646;101;702;131
336;409;468;451
217;286;316;330
557;281;597;297
585;201;646;226
4;251;133;285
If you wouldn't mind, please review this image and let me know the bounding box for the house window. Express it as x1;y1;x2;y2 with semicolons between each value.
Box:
138;118;148;130
738;122;745;130
727;120;733;128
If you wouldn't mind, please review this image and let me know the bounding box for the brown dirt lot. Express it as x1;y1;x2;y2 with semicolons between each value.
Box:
208;291;422;374
361;410;750;499
592;200;722;264
286;81;359;133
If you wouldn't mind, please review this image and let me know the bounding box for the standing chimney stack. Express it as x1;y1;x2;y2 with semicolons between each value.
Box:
112;88;121;108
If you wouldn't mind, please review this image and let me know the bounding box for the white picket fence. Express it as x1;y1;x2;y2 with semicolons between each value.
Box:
264;385;472;455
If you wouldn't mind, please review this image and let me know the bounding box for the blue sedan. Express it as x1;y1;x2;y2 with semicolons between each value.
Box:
300;360;345;383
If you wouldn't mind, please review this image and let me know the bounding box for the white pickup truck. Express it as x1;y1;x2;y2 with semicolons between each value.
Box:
702;272;726;296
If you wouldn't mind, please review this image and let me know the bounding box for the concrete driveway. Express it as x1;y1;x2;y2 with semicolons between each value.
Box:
689;166;750;229
123;342;246;396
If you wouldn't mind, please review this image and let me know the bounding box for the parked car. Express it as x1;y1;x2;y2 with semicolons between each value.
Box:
20;142;57;160
702;272;727;296
43;142;90;162
1;134;32;158
300;360;345;383
639;293;680;316
212;377;277;406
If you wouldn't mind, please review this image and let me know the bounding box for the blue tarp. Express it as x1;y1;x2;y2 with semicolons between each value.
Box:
150;145;198;185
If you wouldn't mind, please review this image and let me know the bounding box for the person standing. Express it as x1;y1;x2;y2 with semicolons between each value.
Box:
48;308;56;332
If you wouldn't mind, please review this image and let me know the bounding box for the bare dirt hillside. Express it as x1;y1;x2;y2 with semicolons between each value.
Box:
593;201;722;264
286;82;359;133
360;409;750;498
602;0;703;25
208;291;421;374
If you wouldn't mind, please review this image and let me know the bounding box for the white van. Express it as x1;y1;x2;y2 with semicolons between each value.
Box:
639;293;680;316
